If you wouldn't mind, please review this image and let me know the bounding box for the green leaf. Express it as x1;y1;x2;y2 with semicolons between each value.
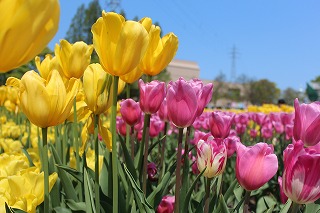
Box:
279;199;292;213
55;164;83;182
123;164;155;213
256;196;276;213
65;199;86;211
223;179;238;201
21;148;35;167
305;203;320;213
119;134;137;180
219;194;230;213
84;168;95;213
4;203;26;213
53;207;72;213
182;168;206;213
49;143;79;202
148;135;165;154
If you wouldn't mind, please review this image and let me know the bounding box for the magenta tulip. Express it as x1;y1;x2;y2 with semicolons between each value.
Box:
261;126;273;139
139;79;166;114
236;142;278;191
234;113;249;125
158;98;169;122
149;115;164;138
157;195;175;213
196;137;227;178
278;176;288;204
167;77;198;128
282;140;320;204
293;98;320;146
285;124;293;140
280;112;294;126
147;162;158;182
224;136;240;158
189;78;213;117
120;98;142;126
209;111;234;139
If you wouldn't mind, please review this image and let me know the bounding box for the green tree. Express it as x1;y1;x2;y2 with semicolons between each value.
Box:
65;4;86;43
282;87;304;105
84;0;102;44
248;79;280;105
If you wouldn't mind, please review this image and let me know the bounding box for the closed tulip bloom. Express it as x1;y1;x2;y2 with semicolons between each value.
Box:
189;79;213;117
83;63;112;115
0;86;6;106
157;195;175;213
282;140;320;204
55;39;93;79
120;98;141;126
139;17;179;76
0;0;60;72
139;79;166;114
293;98;320;146
236;142;278;191
167;78;198;128
6;70;80;128
278;176;288;204
92;11;149;76
158;98;169;122
196;137;227;178
209;111;234;139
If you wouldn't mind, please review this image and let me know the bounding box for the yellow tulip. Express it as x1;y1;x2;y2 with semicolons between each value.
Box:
0;86;6;106
35;54;65;81
0;153;29;177
120;65;143;84
0;168;57;213
83;63;113;115
0;0;60;72
6;70;80;128
91;11;149;76
55;39;94;79
139;17;179;76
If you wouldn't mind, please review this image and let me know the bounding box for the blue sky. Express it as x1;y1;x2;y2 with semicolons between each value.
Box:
49;0;320;91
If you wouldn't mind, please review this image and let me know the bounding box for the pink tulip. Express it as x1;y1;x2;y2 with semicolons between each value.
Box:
157;195;175;213
158;98;169;122
278;176;288;204
190;130;211;146
234;113;249;125
272;121;284;134
209;111;234;139
139;79;166;114
285;124;293;140
282;140;320;204
189;78;213;117
236;142;278;191
254;112;268;126
224;136;240;158
293;98;320;146
149;115;164;138
280;112;294;126
167;78;198;128
116;117;127;136
120;99;141;126
196;137;227;178
147;162;158;182
261;126;273;139
235;123;246;135
249;129;258;138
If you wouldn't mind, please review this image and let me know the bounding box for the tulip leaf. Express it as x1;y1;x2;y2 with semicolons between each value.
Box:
180;150;190;210
52;207;72;213
219;194;230;213
84;168;95;213
123;164;155;213
182;167;206;213
305;203;320;213
119;134;137;180
65;199;86;211
147;161;176;207
55;164;83;182
279;199;292;213
21;148;35;167
4;203;26;213
49;143;79;202
148;135;166;154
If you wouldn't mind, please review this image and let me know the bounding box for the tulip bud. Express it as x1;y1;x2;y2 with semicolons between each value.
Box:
236;142;278;191
120;99;141;126
209;111;234;139
147;162;158;182
293;98;320;146
139;79;166;114
156;195;175;213
196;137;227;178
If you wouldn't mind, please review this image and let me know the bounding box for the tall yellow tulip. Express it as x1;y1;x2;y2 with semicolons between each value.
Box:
139;17;179;76
6;70;80;128
120;65;143;84
91;11;149;76
35;54;65;80
0;0;60;72
55;39;94;79
83;63;113;115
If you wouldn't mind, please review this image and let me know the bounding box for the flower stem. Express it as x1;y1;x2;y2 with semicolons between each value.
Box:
174;128;184;213
204;177;212;213
243;190;251;213
290;202;300;213
73;98;80;171
126;83;131;149
159;122;168;181
111;76;119;213
142;114;151;194
41;127;50;213
94;114;100;213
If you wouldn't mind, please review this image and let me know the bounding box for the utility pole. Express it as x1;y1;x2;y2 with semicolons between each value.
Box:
230;45;239;82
